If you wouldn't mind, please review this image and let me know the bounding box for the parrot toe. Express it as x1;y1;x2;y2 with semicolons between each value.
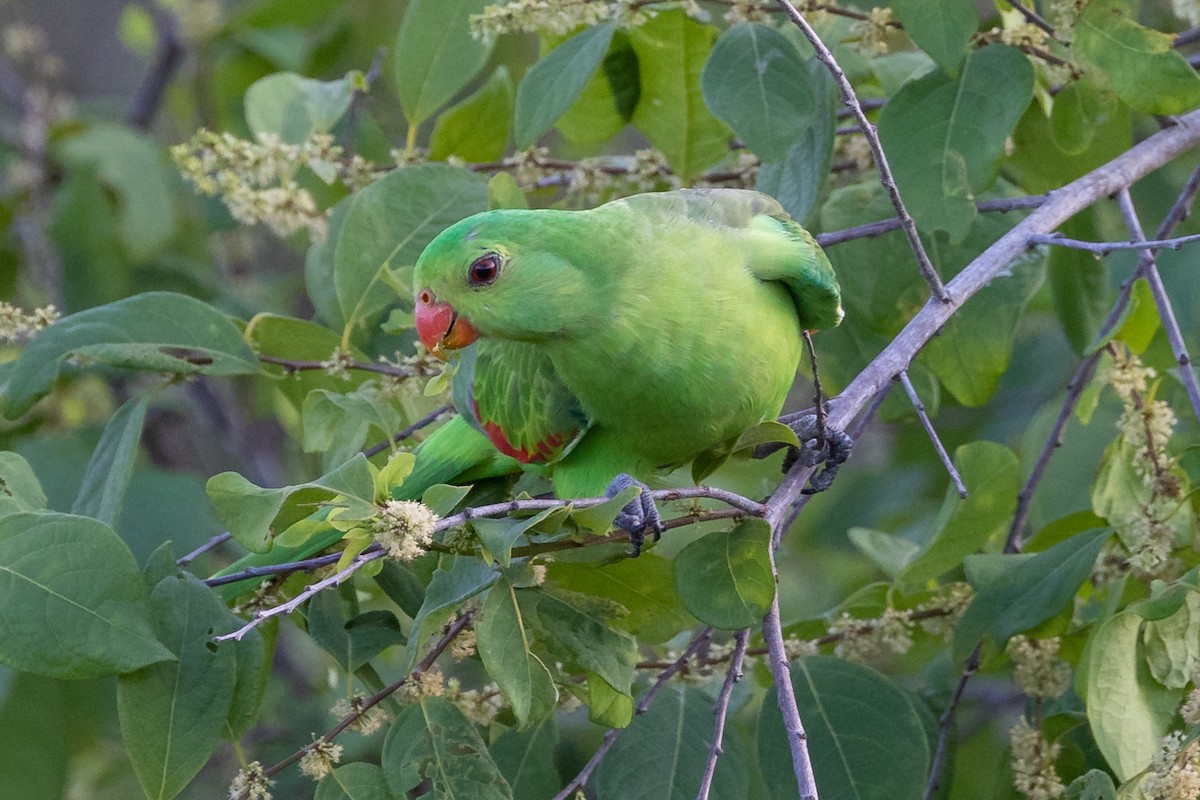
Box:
605;473;664;557
783;414;854;495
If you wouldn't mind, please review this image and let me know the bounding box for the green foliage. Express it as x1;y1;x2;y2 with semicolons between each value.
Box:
3;1;1200;798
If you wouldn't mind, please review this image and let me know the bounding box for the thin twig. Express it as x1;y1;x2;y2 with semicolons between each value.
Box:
923;642;982;800
837;98;885;118
231;611;476;798
1175;26;1200;48
176;531;232;566
776;0;948;301
361;404;452;458
1027;230;1200;254
763;592;819;800
551;628;715;800
258;353;414;379
126;11;184;130
803;331;827;447
1006;0;1056;38
695;628;750;800
816;194;1048;248
341;47;385;159
897;371;967;499
1116;189;1200;427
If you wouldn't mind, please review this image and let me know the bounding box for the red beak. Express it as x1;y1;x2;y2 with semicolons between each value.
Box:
415;289;480;356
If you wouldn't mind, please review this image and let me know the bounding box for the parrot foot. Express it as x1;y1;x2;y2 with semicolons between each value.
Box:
606;474;664;557
783;414;853;494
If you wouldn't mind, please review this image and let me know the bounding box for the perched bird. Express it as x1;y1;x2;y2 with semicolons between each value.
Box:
410;188;846;553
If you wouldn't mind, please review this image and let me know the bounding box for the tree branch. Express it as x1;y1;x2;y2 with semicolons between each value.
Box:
763;591;819;799
776;0;948;301
257;353;414;379
897;371;966;499
696;628;750;800
1026;230;1200;254
126;11;184;130
816;194;1048;248
361;404;452;458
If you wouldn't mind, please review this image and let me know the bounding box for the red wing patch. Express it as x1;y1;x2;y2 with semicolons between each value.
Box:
476;407;574;464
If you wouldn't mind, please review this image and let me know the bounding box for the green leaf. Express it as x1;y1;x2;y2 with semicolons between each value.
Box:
896;442;1022;592
489;719;560;800
382;697;513;799
586;671;633;728
245;313;371;410
477;579;557;728
472;508;557;567
57;124;177;260
519;586;637;695
756;59;837;225
315;763;393;800
630;10;730;179
920;220;1045;405
334;164;488;341
877;45;1033;241
117;575;239;800
1086;611;1181;781
302;387;403;470
1050;79;1118;156
1074;0;1200;116
1048;212;1110;354
393;0;495;125
306;199;351;329
593;686;748;798
555;30;639;146
0;451;47;517
700;22;814;162
430;66;513;162
514;24;616;149
0;672;82;799
888;0;978;76
71;394;148;525
759;657;930;800
1141;589;1200;689
206;454;376;553
673;518;775;629
1107;277;1159;354
3;292;259;419
487;172;528;210
955;528;1110;659
848;527;921;579
571;485;639;534
1065;770;1117;800
549;554;695;644
0;512;173;679
307;591;406;672
422;483;472;516
406;557;499;669
224;620;270;740
244;71;358;143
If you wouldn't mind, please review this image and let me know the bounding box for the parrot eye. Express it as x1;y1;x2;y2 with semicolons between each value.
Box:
467;253;502;287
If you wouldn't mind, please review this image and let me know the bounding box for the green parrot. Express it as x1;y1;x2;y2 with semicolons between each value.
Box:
410;187;846;553
211;188;845;594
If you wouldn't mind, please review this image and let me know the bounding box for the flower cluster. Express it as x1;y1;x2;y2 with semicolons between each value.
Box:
228;761;272;800
1007;636;1071;700
0;301;58;344
172;130;372;240
854;7;895;55
330;694;391;736
2;22;63;78
469;0;675;40
446;678;509;726
568;148;684;204
1105;349;1184;577
450;629;478;660
319;346;357;381
398;668;446;703
298;738;343;781
1181;674;1200;726
784;635;819;660
1142;732;1200;800
1000;22;1049;49
157;0;225;43
1010;719;1064;800
917;582;974;640
829;607;914;663
372;500;439;562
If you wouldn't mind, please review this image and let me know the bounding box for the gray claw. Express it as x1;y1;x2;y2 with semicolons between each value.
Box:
606;473;664;557
782;414;853;494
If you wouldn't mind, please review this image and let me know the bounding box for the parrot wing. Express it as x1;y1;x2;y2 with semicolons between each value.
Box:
452;339;590;465
616;188;842;331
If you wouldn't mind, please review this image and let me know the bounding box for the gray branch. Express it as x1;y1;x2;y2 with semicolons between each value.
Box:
1026;230;1200;254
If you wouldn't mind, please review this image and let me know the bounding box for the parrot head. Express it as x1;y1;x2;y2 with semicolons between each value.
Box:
412;210;596;357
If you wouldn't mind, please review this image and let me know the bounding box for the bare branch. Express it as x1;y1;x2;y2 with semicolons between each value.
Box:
126;11;184;130
1175;26;1200;47
924;642;982;800
816;194;1048;248
176;531;232;566
257;353;414;379
763;591;819;800
1116;189;1200;427
552;628;715;800
1006;0;1057;38
897;371;966;499
775;0;948;301
362;404;452;458
1027;230;1200;254
696;628;750;800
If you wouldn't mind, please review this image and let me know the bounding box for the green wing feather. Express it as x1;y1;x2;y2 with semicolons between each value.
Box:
456;339;590;464
613;188;843;330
